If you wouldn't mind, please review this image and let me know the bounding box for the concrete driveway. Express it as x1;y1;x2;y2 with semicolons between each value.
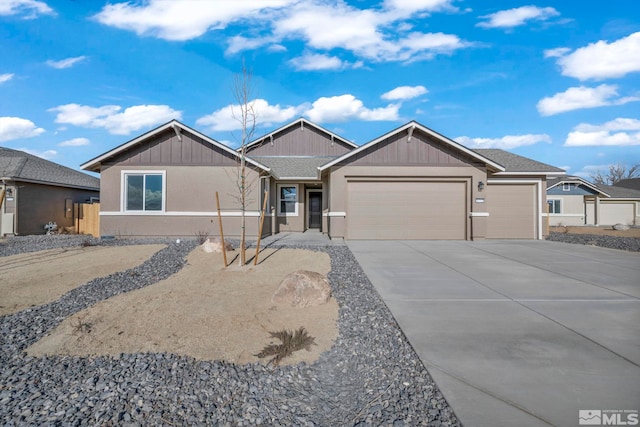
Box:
347;240;640;427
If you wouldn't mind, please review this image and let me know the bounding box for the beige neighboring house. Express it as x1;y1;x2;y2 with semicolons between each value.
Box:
81;119;565;240
546;176;640;226
1;147;100;236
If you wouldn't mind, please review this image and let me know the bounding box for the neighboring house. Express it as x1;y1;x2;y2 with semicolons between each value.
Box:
81;119;565;240
0;147;100;236
546;176;640;226
614;178;640;191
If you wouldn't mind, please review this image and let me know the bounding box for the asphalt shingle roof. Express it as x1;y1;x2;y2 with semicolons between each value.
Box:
248;156;336;179
473;149;566;173
614;178;640;191
1;147;100;190
596;184;640;198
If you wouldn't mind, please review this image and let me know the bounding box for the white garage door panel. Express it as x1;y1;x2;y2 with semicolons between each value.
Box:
347;181;466;240
486;184;536;239
600;203;634;225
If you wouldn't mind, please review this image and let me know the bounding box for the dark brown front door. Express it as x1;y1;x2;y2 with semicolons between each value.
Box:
308;192;322;229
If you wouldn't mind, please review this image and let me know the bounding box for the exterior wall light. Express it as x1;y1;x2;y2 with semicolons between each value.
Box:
478;181;485;191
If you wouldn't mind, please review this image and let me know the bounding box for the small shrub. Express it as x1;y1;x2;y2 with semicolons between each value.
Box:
195;230;210;245
256;327;316;365
81;238;96;247
72;316;92;334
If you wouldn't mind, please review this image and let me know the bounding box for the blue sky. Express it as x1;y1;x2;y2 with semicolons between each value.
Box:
1;0;639;181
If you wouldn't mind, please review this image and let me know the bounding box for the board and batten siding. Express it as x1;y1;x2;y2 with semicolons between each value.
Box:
246;124;353;157
341;129;482;167
105;128;239;167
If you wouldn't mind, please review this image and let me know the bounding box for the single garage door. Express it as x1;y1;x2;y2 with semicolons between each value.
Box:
347;181;467;239
486;184;537;239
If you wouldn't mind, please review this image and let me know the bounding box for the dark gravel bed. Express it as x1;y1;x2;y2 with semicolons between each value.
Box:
0;236;459;426
546;232;640;252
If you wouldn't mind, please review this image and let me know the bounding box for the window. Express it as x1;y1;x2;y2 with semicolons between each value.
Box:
277;184;298;216
547;199;561;214
562;183;571;191
124;172;164;212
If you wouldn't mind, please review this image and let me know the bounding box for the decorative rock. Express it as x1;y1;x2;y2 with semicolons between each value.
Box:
272;270;331;307
613;223;630;231
201;237;234;253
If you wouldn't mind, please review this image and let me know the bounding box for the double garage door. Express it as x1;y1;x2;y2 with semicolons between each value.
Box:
347;181;467;240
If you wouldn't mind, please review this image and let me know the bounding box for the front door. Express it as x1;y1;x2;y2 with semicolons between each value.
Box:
308;192;322;229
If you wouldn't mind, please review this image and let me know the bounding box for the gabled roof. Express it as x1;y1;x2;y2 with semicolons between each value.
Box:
243;118;358;151
81;120;270;173
1;147;99;190
250;156;335;180
595;184;640;199
546;175;607;195
474;149;566;175
319;121;506;172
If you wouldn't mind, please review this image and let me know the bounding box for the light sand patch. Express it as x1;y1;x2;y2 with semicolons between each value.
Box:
0;245;165;316
27;248;338;366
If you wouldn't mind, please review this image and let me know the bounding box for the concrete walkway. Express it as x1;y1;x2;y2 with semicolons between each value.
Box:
255;230;344;247
347;240;640;427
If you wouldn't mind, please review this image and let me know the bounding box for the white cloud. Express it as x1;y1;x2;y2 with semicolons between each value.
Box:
58;137;90;147
196;99;303;132
49;104;182;135
381;85;428;100
94;0;295;41
0;116;45;142
288;53;360;71
0;0;54;18
383;0;456;14
543;47;570;58
456;134;551;149
565;118;640;147
46;56;86;69
477;6;559;29
536;84;640;116
305;94;399;123
0;73;15;84
18;148;57;159
554;32;640;80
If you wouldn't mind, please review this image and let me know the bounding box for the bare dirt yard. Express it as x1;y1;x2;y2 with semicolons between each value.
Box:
0;244;165;316
26;247;338;366
549;225;640;238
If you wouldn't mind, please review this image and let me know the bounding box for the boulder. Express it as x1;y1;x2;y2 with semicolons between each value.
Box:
272;270;331;307
201;237;234;253
613;223;630;231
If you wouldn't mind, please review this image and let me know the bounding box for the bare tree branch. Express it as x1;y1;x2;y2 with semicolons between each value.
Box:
590;163;640;185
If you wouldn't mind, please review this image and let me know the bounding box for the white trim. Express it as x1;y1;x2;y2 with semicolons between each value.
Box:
277;183;299;216
323;211;346;217
121;170;166;213
469;212;489;217
547;198;562;214
306;188;323;229
542;213;584;217
487;178;543;240
318;121;506;172
492;171;566;176
101;211;262;217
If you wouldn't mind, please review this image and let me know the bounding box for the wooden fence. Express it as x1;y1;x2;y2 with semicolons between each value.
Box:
75;202;100;237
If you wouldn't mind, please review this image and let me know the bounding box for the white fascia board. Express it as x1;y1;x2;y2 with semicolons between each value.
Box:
492;171;566;176
80;120;270;173
318;121;506;172
547;177;606;196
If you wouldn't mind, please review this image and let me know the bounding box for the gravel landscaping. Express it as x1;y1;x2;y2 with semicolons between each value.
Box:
0;235;459;426
546;232;640;252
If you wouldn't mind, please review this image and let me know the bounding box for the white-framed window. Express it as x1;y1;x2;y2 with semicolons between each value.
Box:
122;171;166;212
547;199;561;214
562;183;571;191
277;184;298;216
